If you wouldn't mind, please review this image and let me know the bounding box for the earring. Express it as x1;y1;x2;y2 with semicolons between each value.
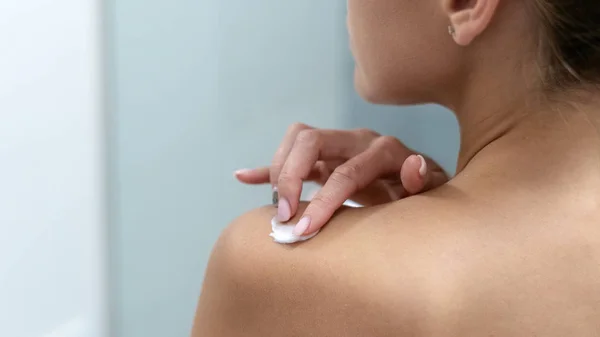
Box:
448;25;456;37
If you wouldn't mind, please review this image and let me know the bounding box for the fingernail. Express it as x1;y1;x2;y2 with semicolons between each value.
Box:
277;197;291;222
417;155;427;177
234;168;251;176
293;216;311;236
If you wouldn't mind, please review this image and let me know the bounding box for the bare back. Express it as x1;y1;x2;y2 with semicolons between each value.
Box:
192;176;600;336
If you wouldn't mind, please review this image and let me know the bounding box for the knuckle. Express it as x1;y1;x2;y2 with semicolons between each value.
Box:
354;128;379;140
287;122;310;135
309;193;335;211
269;161;285;175
374;135;402;150
331;165;361;190
296;129;321;146
372;136;404;163
277;170;296;186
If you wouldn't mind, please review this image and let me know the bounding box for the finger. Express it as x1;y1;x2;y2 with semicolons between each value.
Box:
269;123;313;189
234;167;270;184
400;155;428;195
295;136;406;235
276;130;365;222
235;163;329;185
402;155;450;195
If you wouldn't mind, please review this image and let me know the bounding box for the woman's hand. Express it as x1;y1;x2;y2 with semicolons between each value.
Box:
235;123;448;236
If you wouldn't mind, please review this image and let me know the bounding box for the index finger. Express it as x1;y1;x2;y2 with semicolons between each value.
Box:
294;137;406;235
276;129;366;222
270;123;313;189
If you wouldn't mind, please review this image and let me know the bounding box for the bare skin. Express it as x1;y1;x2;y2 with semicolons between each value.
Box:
193;106;600;336
192;0;600;335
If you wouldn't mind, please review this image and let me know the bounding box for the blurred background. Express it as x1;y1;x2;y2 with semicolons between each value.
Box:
0;0;458;336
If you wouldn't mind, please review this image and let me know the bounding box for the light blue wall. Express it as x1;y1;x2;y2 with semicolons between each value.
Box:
108;0;458;336
109;1;347;336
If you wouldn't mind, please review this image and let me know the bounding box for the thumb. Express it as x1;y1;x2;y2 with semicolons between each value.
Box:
400;155;429;195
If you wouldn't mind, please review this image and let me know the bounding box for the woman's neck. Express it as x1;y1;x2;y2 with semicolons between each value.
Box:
453;88;537;174
452;87;600;196
445;47;600;175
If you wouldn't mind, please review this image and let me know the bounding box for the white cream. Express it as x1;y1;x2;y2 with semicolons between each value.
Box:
269;217;320;244
269;198;363;244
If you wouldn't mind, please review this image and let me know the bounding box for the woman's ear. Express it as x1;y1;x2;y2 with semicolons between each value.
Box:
442;0;500;46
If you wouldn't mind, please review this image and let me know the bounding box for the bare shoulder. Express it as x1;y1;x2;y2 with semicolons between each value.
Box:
192;184;600;336
192;194;464;337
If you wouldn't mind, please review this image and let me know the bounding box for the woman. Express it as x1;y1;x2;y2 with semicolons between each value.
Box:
193;0;600;335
